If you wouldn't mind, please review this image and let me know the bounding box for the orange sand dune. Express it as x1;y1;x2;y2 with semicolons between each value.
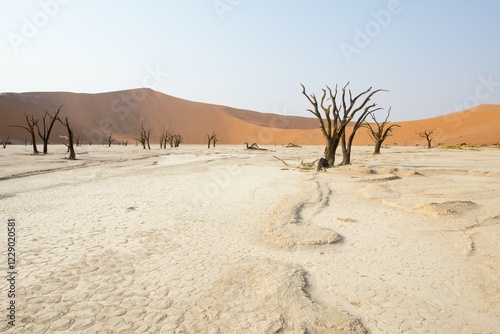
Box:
0;89;498;146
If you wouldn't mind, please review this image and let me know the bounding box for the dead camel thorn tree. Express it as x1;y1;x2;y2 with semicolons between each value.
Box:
363;108;401;154
58;116;76;160
36;105;63;154
301;83;386;166
159;126;172;149
207;131;218;148
134;123;151;149
172;134;182;147
1;134;11;148
106;134;115;147
417;129;435;149
10;114;40;154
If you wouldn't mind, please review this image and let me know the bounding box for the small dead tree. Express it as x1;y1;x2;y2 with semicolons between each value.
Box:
1;134;11;148
10;114;39;154
59;117;76;160
159;127;172;149
105;133;114;147
207;131;217;148
134;123;151;149
417;129;435;149
363;108;401;154
301;83;385;166
36;105;63;154
173;134;182;148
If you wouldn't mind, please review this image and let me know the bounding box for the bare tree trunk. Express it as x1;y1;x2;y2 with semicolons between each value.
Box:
374;140;383;154
340;132;349;165
324;137;337;166
146;130;151;150
59;117;76;160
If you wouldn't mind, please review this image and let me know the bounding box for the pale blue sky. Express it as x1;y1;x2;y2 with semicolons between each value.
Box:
1;1;499;121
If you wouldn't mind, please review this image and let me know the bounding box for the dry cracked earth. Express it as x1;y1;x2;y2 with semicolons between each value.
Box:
0;145;498;333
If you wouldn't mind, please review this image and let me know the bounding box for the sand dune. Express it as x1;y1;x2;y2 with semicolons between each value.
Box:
0;89;499;146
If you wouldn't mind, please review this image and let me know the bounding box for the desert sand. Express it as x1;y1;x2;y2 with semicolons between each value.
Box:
0;144;499;333
1;90;499;146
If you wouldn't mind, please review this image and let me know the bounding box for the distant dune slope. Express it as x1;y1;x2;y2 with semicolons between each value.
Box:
0;89;498;145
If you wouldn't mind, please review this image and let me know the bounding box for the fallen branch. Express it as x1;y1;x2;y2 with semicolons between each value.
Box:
244;142;268;151
273;156;290;166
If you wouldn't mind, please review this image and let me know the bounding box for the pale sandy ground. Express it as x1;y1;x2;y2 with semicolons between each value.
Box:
0;144;499;333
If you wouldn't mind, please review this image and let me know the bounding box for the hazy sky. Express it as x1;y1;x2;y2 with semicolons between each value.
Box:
1;0;499;121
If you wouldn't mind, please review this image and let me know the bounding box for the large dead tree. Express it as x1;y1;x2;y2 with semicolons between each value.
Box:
10;114;40;154
59;116;76;160
417;129;434;149
207;131;217;148
301;83;385;166
36;105;63;154
363;108;400;154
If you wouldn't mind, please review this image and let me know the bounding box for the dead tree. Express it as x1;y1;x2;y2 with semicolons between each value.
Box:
106;134;115;147
145;129;151;150
159;127;172;149
134;123;151;149
36;105;63;154
10;114;39;154
340;105;383;165
207;131;217;148
59;117;76;160
1;134;10;148
301;83;385;166
417;129;434;149
286;143;302;148
173;134;182;147
363;108;401;154
75;135;81;147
